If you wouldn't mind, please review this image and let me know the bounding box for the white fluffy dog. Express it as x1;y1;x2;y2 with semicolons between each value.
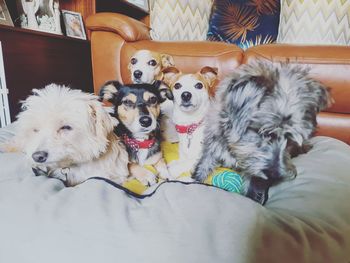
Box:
7;84;129;186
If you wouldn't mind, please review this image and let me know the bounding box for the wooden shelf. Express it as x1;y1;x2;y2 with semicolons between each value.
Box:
0;0;148;119
96;0;149;19
0;24;93;120
0;24;88;43
60;0;149;21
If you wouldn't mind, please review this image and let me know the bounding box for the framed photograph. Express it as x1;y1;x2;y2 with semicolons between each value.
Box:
0;0;14;26
0;42;11;128
125;0;149;12
15;0;63;35
62;10;86;40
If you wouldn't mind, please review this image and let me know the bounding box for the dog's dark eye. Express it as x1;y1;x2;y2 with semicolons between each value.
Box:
174;83;182;90
148;59;157;66
195;82;203;89
148;96;158;105
130;58;137;65
60;125;72;131
33;128;39;133
122;100;135;108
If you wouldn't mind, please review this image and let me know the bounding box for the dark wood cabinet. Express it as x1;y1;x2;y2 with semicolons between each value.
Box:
0;25;93;120
0;0;144;120
60;0;149;21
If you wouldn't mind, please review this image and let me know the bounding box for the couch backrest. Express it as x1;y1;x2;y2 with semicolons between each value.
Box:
89;33;243;92
87;13;350;144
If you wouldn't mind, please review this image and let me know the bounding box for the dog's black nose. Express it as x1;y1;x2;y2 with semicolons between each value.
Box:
32;151;48;163
139;116;152;127
181;92;192;102
133;70;143;79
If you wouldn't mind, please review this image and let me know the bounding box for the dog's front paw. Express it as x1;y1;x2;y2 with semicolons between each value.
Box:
135;170;157;186
191;166;209;182
167;161;184;179
158;167;174;181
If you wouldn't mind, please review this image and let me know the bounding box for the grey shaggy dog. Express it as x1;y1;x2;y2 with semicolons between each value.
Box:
192;60;333;204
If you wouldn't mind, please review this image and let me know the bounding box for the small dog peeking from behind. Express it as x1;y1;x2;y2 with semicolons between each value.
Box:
162;66;218;178
192;61;333;204
128;49;175;84
99;80;174;186
6;84;129;186
128;49;178;143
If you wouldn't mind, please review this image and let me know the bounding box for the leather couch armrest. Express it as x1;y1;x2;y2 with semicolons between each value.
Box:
85;12;151;42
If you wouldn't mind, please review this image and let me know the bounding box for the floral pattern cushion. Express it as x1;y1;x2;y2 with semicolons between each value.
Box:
207;0;280;49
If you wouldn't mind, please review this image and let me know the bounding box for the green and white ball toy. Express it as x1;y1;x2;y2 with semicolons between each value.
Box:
204;167;242;194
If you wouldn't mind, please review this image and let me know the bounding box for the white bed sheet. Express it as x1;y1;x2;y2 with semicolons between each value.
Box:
0;125;349;263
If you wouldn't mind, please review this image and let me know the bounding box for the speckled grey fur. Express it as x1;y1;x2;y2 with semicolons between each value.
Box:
193;60;333;195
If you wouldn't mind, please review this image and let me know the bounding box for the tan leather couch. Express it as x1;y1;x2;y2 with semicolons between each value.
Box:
86;13;350;144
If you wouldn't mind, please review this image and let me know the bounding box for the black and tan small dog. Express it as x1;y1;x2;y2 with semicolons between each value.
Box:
99;80;174;186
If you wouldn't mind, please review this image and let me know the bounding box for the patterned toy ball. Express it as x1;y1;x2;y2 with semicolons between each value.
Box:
205;168;242;194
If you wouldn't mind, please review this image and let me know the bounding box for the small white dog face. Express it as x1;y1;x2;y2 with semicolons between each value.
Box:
13;84;116;169
128;50;175;84
163;66;218;113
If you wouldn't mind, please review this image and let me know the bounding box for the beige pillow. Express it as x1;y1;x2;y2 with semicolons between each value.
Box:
277;0;350;45
149;0;214;41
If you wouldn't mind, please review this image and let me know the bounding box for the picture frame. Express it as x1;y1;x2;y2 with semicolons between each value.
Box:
15;0;63;35
0;42;11;128
61;10;86;40
125;0;149;12
0;0;14;26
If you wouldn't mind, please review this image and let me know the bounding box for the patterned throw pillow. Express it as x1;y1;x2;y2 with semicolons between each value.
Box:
149;0;214;41
277;0;350;45
207;0;280;49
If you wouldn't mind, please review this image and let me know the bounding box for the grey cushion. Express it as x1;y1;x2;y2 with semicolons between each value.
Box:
0;124;349;263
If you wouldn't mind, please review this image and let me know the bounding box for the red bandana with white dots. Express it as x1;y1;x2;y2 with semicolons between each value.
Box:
122;134;156;151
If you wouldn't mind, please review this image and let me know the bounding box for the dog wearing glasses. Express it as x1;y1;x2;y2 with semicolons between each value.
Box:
192;61;333;204
99;80;174;186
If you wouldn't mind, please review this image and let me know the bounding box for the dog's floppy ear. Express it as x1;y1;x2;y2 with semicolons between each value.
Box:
162;67;181;87
160;54;175;68
88;100;116;151
153;80;174;102
199;66;218;89
99;80;122;103
309;81;334;112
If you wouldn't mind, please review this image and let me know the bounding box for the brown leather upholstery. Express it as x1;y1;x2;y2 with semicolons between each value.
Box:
86;12;350;144
86;12;150;42
119;41;243;84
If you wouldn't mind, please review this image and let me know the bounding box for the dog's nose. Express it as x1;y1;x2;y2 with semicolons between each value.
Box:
139;116;152;127
181;92;192;102
32;151;48;163
133;70;143;79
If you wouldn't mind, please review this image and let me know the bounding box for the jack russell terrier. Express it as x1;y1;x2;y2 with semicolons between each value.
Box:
162;66;218;178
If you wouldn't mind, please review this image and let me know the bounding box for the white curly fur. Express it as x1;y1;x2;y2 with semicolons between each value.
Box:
9;84;129;186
